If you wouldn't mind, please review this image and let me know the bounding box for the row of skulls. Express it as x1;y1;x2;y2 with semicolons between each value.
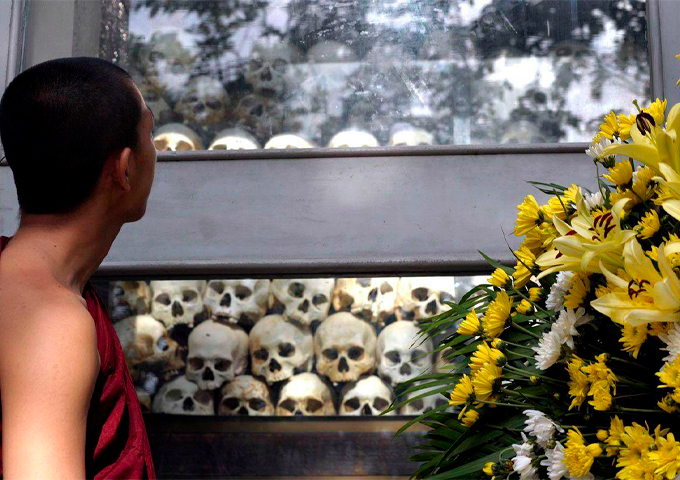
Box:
110;277;456;329
152;123;435;152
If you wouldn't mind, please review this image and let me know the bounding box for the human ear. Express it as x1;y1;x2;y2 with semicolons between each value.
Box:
113;147;132;191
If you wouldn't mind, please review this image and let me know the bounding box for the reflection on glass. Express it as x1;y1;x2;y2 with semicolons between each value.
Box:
112;0;650;149
109;275;487;416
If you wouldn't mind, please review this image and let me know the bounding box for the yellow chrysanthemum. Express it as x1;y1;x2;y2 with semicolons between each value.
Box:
563;184;580;203
512;245;536;288
457;309;482;336
515;299;532;315
564;428;602;477
650;322;674;337
483;462;495;476
595;284;611;298
617;423;655;473
523;226;545;255
545;195;570;221
449;374;474;406
597;429;609;442
461;409;480;428
618;113;636;141
471;364;502;401
657;394;677;413
470;342;505;375
567;356;589;410
657;356;680;403
582;354;617;411
636;209;660;239
646;234;680;267
619;323;648;359
528;287;542;301
482;291;511;338
645;98;668;126
488;267;511;288
605;416;625;456
631;166;656;203
650;433;680;479
563;272;590;309
514;195;544;236
604;161;633;186
598;111;621;140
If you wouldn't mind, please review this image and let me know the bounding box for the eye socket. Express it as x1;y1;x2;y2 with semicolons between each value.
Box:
235;286;253;300
129;281;140;289
279;399;296;412
254;348;269;361
166;389;184;401
312;294;328;306
373;397;390;411
187;95;199;103
206;100;222;110
412;287;431;302
182;290;198;302
279;343;295;357
440;291;454;304
357;278;372;288
156;336;169;351
154;137;168;151
249;398;267;411
348;346;364;361
410;399;425;411
411;349;427;366
175;140;193;151
214;358;233;372
155;293;171;306
367;288;378;302
273;59;288;72
380;282;394;294
210;282;225;294
288;282;305;298
323;348;339;360
249;59;263;71
222;397;240;410
194;390;212;405
385;351;401;365
343;397;360;412
306;398;324;413
188;357;204;371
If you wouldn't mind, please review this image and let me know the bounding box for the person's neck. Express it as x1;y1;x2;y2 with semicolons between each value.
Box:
12;205;123;295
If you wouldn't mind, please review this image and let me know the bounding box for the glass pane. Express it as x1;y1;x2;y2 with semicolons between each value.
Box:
107;275;486;416
84;0;651;149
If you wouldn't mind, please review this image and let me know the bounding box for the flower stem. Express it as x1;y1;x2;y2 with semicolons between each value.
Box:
510;321;542;339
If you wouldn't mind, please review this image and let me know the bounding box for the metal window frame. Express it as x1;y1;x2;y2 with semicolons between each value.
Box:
1;0;678;279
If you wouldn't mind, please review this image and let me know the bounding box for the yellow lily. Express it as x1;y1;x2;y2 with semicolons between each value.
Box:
536;191;635;278
654;162;680;221
600;102;680;173
590;240;680;325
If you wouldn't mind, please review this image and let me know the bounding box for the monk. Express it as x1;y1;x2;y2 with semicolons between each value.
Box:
0;57;158;478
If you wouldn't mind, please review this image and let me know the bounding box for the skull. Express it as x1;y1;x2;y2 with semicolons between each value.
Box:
276;373;336;416
434;347;460;374
136;386;152;413
399;381;447;415
396;277;456;321
152;375;214;415
249;315;313;384
234;93;285;141
153;123;204;151
270;279;334;328
218;375;274;416
113;314;185;380
208;128;260;150
140;30;194;102
186;320;249;390
377;321;433;387
314;312;377;383
203;279;270;327
264;134;316;149
328;130;379;148
150;280;207;328
389;124;434;147
246;37;302;96
332;278;398;327
339;376;395;416
109;281;152;321
174;76;229;125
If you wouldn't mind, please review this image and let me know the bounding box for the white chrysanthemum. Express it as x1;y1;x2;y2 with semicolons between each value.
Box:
523;410;564;447
546;272;574;311
512;455;538;480
541;442;568;480
660;323;680;363
585;137;613;161
583;191;604;211
512;432;533;456
553;308;593;349
533;330;562;370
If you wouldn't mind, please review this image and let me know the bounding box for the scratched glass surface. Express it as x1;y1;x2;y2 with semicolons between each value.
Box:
105;275;486;416
96;0;648;149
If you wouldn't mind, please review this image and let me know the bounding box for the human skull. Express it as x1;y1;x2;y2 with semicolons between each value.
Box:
399;381;447;415
249;315;313;384
208;128;260;150
109;281;152;321
276;373;336;416
153;123;204;151
174;76;229;125
332;278;398;327
203;279;270;327
136;386;152;413
113;314;185;380
339;376;395;416
186;320;249;390
270;279;334;328
328;130;379;148
151;375;214;415
377;321;433;387
234;93;285;140
314;312;377;383
389;124;435;146
264;134;315;149
150;280;207;328
140;30;194;102
246;37;302;96
396;277;456;321
218;375;274;416
434;347;460;374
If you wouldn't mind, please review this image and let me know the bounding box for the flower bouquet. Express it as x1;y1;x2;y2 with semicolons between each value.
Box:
397;58;680;480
